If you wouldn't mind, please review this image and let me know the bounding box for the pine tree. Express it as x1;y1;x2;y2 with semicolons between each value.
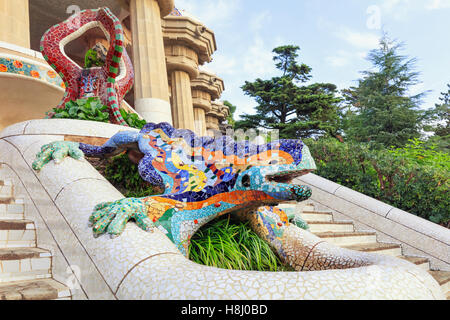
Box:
424;84;450;152
426;85;450;138
235;45;342;139
343;37;425;148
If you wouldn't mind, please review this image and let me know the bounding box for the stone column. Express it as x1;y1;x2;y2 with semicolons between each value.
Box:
191;71;224;136
205;115;220;137
162;15;216;131
192;89;211;136
0;0;30;48
129;0;174;124
206;101;229;136
170;69;196;131
166;44;199;131
193;107;207;136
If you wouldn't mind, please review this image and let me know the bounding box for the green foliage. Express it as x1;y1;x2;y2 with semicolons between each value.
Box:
388;138;450;170
307;138;449;226
103;154;158;198
188;215;294;272
119;109;147;129
236;45;343;139
223;100;237;128
424;84;450;150
84;48;105;68
52;97;110;122
342;36;426;148
51;98;146;129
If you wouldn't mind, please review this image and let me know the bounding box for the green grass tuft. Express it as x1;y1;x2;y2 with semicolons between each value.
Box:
188;215;295;272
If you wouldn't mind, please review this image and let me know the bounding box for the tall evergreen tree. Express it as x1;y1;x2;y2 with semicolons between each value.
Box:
425;84;450;138
235;45;342;139
343;37;425;148
424;84;450;152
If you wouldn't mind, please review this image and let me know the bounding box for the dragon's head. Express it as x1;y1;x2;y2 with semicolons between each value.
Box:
232;140;316;204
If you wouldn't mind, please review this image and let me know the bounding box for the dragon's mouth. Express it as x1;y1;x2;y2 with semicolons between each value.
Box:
266;169;313;184
265;169;313;202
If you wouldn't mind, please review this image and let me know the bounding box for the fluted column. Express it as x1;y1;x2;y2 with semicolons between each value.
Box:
0;0;30;48
191;71;224;136
129;0;174;124
205;115;220;137
163;15;216;131
192;88;212;136
166;44;199;131
170;70;196;131
193;107;207;136
206;101;230;136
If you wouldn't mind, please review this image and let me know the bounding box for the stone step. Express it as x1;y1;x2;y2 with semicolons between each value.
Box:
0;199;24;220
0;196;15;205
428;271;450;297
0;278;71;300
0;248;52;283
314;231;377;246
307;221;354;233
0;220;36;248
0;180;13;200
300;211;333;222
399;256;430;271
343;242;403;256
302;204;315;211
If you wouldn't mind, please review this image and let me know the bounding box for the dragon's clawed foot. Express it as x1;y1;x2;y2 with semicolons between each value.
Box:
89;198;154;238
32;141;84;170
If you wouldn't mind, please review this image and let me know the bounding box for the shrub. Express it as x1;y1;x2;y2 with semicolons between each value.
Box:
388;138;450;170
306;138;449;227
101;154;159;198
120;109;146;129
52;97;109;123
84;48;105;68
50;98;146;130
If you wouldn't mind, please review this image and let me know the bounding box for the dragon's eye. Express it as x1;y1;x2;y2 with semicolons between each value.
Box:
242;174;251;187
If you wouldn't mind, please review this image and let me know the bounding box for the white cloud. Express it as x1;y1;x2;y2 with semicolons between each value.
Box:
242;36;277;79
249;11;272;32
326;51;352;67
334;27;380;49
376;0;450;20
208;53;238;75
425;0;450;10
325;50;368;68
174;0;242;27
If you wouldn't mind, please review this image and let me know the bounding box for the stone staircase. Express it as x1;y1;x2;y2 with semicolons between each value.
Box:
0;176;71;300
286;202;450;300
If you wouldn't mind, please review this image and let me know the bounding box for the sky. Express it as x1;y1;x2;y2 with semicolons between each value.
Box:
174;0;450;119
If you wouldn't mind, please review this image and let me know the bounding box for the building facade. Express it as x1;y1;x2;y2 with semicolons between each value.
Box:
0;0;229;136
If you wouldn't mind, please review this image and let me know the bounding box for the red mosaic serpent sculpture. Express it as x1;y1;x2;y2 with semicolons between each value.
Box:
40;7;134;125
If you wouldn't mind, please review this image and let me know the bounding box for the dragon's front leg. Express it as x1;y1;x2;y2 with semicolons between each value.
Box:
89;198;154;238
32;131;140;171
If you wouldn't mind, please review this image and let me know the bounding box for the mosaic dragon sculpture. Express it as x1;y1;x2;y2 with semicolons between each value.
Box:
30;125;445;299
32;123;316;260
40;7;133;125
